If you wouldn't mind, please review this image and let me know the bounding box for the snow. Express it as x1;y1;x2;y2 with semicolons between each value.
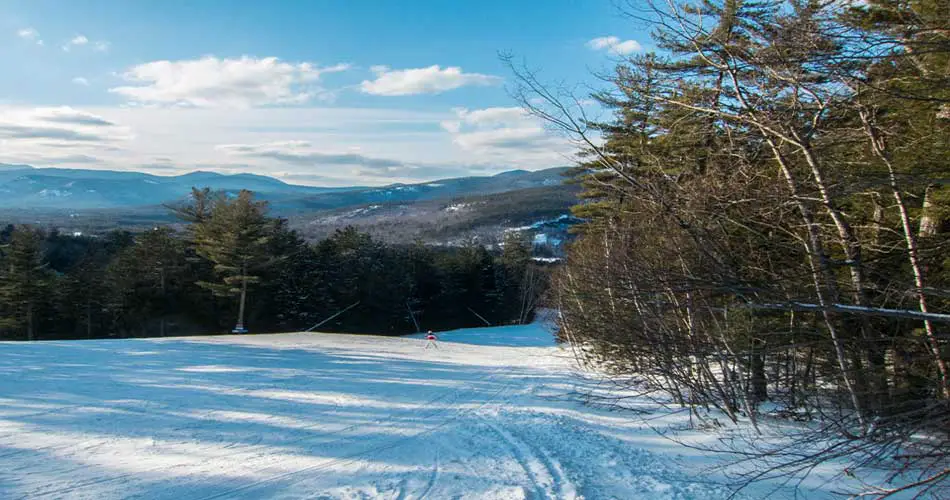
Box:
0;317;857;499
506;215;581;234
348;204;382;216
37;189;72;198
533;234;562;247
505;224;535;233
318;205;383;223
444;203;470;212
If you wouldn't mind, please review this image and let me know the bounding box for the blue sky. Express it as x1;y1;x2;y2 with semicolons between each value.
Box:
0;0;648;185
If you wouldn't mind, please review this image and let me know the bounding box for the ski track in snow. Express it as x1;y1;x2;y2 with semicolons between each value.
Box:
478;417;560;499
0;320;850;499
415;445;440;500
100;370;500;498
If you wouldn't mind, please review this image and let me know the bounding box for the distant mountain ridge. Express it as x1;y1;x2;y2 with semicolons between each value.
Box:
0;164;570;211
287;168;570;213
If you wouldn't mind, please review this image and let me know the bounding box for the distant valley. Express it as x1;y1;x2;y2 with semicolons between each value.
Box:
0;164;581;252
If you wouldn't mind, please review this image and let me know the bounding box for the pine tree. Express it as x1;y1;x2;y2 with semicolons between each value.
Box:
0;226;51;341
499;233;540;324
510;0;950;493
61;254;107;339
257;219;324;331
192;190;275;333
107;227;189;337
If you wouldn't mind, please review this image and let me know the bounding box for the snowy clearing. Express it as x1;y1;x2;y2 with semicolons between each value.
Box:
0;320;854;499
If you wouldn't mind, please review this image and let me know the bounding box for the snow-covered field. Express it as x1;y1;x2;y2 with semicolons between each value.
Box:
0;319;847;499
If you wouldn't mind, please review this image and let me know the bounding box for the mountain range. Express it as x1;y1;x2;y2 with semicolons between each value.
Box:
0;164;570;212
0;164;581;252
0;165;343;210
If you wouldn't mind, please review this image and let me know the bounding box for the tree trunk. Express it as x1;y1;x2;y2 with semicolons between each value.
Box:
871;192;884;248
26;301;33;341
751;343;768;404
86;301;92;339
919;184;943;238
236;261;248;332
764;138;866;424
794;137;887;412
861;113;949;398
160;268;167;337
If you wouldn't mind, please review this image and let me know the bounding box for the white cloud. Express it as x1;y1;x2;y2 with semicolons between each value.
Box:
0;107;121;135
444;106;541;148
17;28;43;45
215;140;512;183
62;35;88;51
110;56;350;108
0;106;131;167
587;36;642;55
33;107;118;127
0;106;565;186
440;120;461;134
217;141;405;169
457;107;532;126
62;34;110;52
442;107;573;163
360;65;501;96
72;77;90;86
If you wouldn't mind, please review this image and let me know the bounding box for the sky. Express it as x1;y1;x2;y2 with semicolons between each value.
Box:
0;0;649;186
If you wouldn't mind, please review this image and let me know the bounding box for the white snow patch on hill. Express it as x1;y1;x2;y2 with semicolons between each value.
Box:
0;319;853;499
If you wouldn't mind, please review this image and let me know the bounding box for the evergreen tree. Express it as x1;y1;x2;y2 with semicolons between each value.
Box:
59;252;108;339
499;233;538;324
0;226;52;340
257;219;325;331
191;190;275;333
107;227;190;336
0;197;538;339
509;0;950;494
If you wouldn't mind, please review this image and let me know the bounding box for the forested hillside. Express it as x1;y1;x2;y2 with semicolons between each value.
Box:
0;188;547;340
0;169;579;249
522;0;950;496
291;184;580;246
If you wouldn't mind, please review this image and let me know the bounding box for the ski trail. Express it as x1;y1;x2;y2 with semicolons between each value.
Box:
201;383;513;500
392;479;407;500
0;400;161;460
0;387;255;465
505;423;578;500
20;367;504;499
479;418;549;499
415;445;440;500
1;324;773;499
192;378;515;500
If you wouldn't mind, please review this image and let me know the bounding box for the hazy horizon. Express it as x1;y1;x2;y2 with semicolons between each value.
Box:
0;160;568;188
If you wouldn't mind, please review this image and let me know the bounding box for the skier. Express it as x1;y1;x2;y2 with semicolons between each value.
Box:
424;330;438;349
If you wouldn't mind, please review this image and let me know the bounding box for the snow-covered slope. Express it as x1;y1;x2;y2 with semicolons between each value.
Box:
0;320;845;499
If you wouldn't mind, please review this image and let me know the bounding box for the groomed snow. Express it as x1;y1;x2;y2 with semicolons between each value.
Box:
0;319;850;499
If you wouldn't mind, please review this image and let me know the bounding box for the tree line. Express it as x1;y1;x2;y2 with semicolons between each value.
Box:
512;0;949;496
0;188;545;341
